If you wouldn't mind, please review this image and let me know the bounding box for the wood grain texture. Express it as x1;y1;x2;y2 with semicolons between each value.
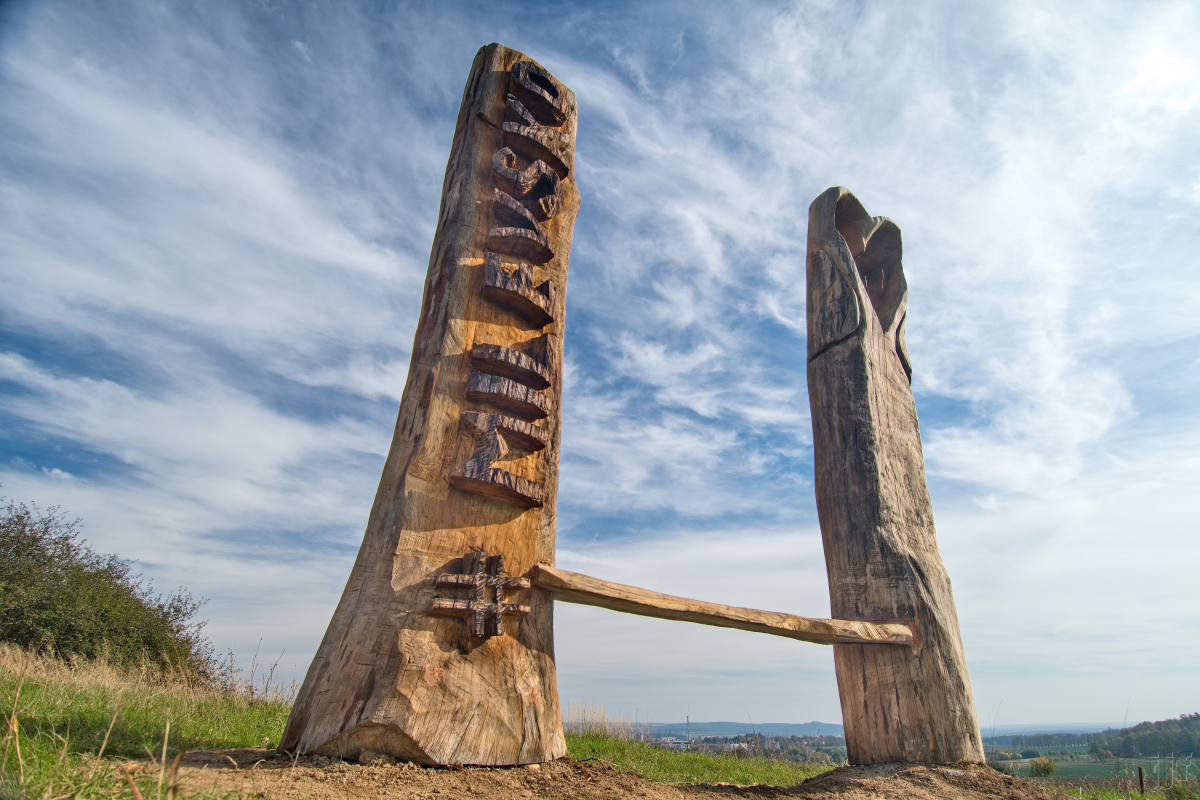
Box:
280;43;580;766
529;565;914;646
806;187;983;765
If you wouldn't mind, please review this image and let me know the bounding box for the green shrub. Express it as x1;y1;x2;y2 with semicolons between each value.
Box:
0;495;214;681
987;760;1014;776
1029;756;1058;777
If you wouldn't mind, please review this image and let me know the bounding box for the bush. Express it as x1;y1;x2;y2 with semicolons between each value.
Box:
1021;749;1041;759
0;495;214;681
1029;757;1058;777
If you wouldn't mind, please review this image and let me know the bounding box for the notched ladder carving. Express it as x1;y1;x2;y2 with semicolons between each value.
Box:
431;551;532;638
280;43;578;770
453;58;571;510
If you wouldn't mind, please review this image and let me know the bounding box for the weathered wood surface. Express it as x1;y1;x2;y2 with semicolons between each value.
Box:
806;187;984;765
280;43;580;766
529;565;915;646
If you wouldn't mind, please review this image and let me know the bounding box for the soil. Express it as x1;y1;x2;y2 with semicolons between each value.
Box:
140;749;1072;799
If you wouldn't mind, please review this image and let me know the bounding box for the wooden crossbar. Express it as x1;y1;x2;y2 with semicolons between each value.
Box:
528;565;915;647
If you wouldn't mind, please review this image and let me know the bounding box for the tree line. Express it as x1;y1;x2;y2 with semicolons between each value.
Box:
1008;714;1200;758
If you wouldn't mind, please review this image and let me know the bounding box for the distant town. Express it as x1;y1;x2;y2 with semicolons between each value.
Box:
634;722;848;765
647;733;848;765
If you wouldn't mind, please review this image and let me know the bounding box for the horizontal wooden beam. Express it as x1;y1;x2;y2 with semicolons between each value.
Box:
528;565;914;647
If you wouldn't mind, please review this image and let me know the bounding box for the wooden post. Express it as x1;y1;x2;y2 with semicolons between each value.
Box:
280;43;579;766
806;187;984;764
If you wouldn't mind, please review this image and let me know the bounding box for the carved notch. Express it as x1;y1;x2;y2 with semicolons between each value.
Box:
490;187;554;264
482;253;554;327
492;148;561;222
467;373;551;420
834;192;910;382
470;342;551;390
449;411;546;508
502;95;570;180
431;551;531;638
509;61;566;126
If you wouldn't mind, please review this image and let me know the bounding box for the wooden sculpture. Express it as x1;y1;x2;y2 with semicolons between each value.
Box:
806;187;984;764
282;43;980;768
280;43;579;766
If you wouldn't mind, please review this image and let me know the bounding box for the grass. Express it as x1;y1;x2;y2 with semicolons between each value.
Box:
16;645;1193;799
1042;786;1200;800
561;701;827;786
3;647;830;797
565;731;826;785
1;644;290;799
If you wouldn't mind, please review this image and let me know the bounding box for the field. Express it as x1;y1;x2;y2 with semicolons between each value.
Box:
991;744;1198;783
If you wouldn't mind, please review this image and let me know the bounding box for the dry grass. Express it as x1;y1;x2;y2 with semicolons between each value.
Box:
1;643;289;799
563;701;641;739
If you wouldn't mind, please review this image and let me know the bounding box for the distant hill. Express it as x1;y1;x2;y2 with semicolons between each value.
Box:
646;721;844;738
984;724;1123;734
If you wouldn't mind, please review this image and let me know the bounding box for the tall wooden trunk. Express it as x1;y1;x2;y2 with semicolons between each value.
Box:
806;187;984;765
280;43;579;766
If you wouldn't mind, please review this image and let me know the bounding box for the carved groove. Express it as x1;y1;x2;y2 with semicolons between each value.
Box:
482;253;554;327
509;61;566;126
470;343;551;390
492;188;542;230
503;96;570;179
492;148;558;197
487;226;553;264
492;148;561;222
449;412;545;508
467;373;551;420
449;467;543;508
430;552;532;637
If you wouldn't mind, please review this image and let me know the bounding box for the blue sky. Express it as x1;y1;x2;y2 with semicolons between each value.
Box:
2;0;1198;728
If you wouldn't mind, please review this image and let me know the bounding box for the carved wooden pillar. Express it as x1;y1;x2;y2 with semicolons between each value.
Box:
280;43;579;766
806;187;984;765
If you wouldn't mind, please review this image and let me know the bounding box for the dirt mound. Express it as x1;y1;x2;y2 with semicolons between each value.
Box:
161;749;1063;799
697;762;1065;798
